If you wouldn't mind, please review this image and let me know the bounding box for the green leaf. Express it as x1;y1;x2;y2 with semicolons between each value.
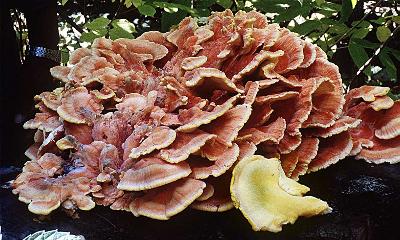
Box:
315;0;325;6
161;10;187;32
388;48;400;62
370;17;385;25
341;0;352;22
196;0;216;8
274;3;303;22
109;27;134;40
376;26;391;42
84;17;111;30
393;16;400;24
291;20;320;35
61;0;69;5
351;0;358;8
60;49;69;64
153;1;195;14
216;0;232;8
351;20;371;28
138;4;156;16
351;28;370;39
348;40;371;76
351;38;379;49
112;19;136;33
379;51;397;80
130;0;143;8
80;32;98;43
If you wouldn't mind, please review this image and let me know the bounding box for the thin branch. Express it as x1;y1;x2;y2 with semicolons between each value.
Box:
346;24;400;92
57;6;84;33
329;0;384;49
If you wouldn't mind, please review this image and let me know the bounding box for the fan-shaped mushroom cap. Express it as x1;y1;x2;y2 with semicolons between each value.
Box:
177;94;239;132
118;157;191;191
35;88;63;111
202;104;252;146
166;17;197;47
231;155;331;232
57;87;103;124
304;116;361;138
23;105;62;132
115;39;168;60
281;137;319;179
277;133;302;154
189;142;239;179
284;77;325;135
238;117;286;145
181;56;208;71
374;102;400;140
243;81;260;105
271;29;304;73
68;55;113;83
160;130;215;163
196;183;215;201
64;122;93;145
302;78;343;128
346;99;400;163
129;178;206;220
56;136;77;151
192;174;234;212
13;153;95;215
92;112;132;148
184;67;243;93
356;136;400;164
25;143;41;161
91;87;116;100
345;86;390;107
50;65;71;83
233;50;284;83
129;126;176;159
71;47;93;64
308;131;353;172
299;42;316;68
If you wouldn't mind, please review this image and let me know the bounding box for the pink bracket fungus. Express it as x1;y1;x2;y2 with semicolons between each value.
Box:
13;9;399;232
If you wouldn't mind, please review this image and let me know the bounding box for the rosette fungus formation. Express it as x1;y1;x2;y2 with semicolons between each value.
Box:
13;10;400;232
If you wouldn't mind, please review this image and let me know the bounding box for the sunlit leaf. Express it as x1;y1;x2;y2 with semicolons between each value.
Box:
80;32;98;43
393;16;400;24
84;17;111;30
131;0;143;8
109;27;134;40
112;19;136;33
376;26;391;42
351;0;358;8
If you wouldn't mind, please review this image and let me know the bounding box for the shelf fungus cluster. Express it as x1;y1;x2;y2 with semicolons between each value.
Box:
12;10;400;232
